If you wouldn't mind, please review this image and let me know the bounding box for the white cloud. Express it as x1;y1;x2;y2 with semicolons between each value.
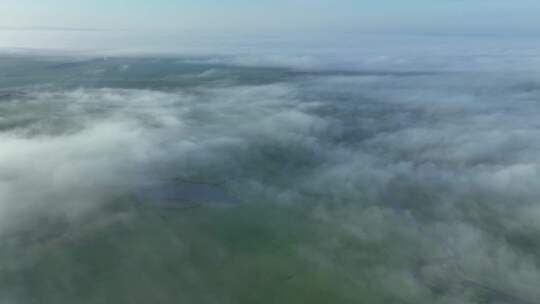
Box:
2;45;540;302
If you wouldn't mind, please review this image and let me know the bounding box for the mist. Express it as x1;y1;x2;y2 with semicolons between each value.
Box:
1;34;540;303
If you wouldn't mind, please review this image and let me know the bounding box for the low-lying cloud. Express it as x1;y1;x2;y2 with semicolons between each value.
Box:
1;51;540;303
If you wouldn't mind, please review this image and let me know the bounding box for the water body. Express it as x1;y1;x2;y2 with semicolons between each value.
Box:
134;180;240;209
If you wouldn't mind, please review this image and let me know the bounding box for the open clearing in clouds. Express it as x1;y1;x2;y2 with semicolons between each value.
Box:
1;37;540;303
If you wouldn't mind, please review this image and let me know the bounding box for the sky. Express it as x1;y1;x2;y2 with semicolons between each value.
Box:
1;0;540;52
1;0;540;34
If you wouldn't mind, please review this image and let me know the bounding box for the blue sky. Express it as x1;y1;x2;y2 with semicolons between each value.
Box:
2;0;540;34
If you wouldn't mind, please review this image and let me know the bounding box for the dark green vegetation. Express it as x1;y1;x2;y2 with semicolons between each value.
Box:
0;55;434;91
0;202;419;304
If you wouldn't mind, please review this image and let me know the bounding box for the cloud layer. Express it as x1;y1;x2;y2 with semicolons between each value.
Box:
1;52;540;303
